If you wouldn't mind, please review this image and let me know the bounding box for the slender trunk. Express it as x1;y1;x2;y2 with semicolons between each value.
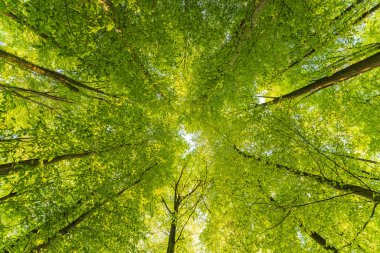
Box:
259;182;339;252
234;146;380;202
166;222;177;253
279;0;369;74
0;137;30;142
230;0;267;66
32;166;153;251
333;0;364;21
0;141;141;175
332;153;379;164
298;222;338;252
263;51;380;105
0;83;71;102
166;200;179;253
0;191;17;202
0;8;50;41
354;3;380;25
0;151;94;175
98;0;160;93
0;49;107;95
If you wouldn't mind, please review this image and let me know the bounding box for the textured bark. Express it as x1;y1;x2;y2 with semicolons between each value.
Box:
0;49;106;95
166;173;181;253
0;142;140;175
263;51;380;105
0;152;94;175
234;146;380;202
333;0;364;21
0;8;50;41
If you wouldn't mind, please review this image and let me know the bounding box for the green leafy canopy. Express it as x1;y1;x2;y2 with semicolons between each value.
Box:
0;0;379;252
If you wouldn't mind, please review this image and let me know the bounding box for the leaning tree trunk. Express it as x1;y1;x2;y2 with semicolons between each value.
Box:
0;49;107;95
260;184;339;252
234;146;380;202
0;141;140;175
263;51;380;105
0;151;94;175
279;0;377;74
31;166;153;252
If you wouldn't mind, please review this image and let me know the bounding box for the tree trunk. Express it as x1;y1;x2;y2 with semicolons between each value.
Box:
279;0;369;75
234;146;380;202
0;191;17;202
0;83;71;102
166;222;177;253
166;199;179;253
263;51;380;105
229;0;267;66
0;49;107;95
354;3;380;25
31;166;153;251
309;230;338;252
0;151;94;175
0;142;141;175
259;182;339;252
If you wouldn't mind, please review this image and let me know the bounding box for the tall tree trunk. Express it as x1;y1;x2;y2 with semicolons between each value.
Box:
31;166;153;252
0;49;107;95
166;196;180;253
0;151;94;175
229;0;268;66
166;222;177;253
279;0;374;74
0;83;71;102
259;182;339;252
234;146;380;202
354;3;380;25
262;51;380;105
299;222;338;252
0;191;17;202
0;142;141;175
0;6;50;41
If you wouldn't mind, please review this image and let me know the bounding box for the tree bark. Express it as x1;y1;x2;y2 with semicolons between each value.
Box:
259;181;339;252
0;141;141;175
279;0;368;74
31;166;153;252
0;151;94;175
234;146;380;202
0;49;107;95
354;3;380;25
166;190;180;253
0;191;17;202
230;0;268;66
166;220;177;253
262;51;380;105
0;83;71;102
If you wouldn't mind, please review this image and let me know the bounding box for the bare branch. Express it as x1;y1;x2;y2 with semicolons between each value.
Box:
162;197;173;214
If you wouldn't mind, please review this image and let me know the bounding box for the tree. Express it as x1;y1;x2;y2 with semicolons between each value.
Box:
0;0;379;252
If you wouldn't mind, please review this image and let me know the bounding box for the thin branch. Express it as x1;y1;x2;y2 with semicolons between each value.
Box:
162;197;173;214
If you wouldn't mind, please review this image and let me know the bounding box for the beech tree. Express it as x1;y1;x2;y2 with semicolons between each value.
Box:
0;0;379;252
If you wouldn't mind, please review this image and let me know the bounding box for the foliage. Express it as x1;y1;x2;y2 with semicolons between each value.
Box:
0;0;380;252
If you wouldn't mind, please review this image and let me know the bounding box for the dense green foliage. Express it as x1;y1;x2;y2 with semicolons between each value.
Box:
0;0;379;252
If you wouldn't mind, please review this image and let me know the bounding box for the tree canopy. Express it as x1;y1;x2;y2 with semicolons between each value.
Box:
0;0;380;252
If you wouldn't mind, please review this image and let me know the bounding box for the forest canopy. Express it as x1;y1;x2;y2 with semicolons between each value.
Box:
0;0;380;252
